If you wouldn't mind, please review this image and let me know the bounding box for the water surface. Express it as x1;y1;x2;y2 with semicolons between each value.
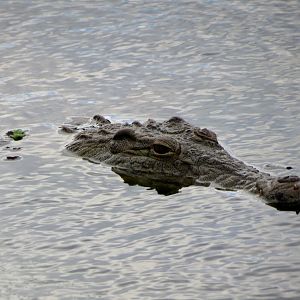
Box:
0;1;300;299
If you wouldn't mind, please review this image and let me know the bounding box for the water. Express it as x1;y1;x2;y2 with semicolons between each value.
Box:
1;0;300;299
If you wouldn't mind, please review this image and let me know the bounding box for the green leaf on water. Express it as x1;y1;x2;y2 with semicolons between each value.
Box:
6;129;27;141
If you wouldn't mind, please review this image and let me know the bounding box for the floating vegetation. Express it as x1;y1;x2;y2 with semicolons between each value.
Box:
6;129;27;141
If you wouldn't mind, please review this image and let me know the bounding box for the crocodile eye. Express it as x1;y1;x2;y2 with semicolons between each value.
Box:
152;138;181;157
153;143;173;155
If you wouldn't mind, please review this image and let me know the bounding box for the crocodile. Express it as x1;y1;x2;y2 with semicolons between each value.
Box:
62;115;300;212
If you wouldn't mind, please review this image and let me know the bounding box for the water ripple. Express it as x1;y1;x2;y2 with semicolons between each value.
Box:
1;0;300;299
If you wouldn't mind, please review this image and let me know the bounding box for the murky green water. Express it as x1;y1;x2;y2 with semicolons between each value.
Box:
1;1;300;299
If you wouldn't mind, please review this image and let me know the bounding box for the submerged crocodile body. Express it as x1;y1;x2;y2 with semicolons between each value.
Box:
62;115;300;212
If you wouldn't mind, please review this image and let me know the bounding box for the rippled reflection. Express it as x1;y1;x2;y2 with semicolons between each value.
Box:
112;166;300;213
1;0;300;299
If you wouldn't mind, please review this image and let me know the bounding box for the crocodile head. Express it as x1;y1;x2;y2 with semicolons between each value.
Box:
63;115;300;212
62;116;224;186
64;115;229;193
